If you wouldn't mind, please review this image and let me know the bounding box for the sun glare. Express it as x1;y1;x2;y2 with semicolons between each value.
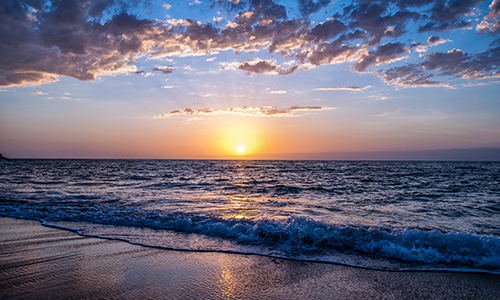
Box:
237;146;245;154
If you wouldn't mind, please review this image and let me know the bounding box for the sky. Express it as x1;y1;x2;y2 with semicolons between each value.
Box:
0;0;500;159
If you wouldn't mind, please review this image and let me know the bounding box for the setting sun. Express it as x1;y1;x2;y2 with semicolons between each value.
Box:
237;146;245;154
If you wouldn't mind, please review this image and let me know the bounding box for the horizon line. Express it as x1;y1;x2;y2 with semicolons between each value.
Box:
3;147;500;161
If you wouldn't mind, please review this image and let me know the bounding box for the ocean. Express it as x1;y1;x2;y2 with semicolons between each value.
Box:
1;159;499;273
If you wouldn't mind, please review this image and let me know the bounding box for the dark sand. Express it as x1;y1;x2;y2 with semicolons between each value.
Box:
1;217;499;300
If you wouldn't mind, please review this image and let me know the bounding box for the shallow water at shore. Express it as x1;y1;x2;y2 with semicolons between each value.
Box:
2;217;500;300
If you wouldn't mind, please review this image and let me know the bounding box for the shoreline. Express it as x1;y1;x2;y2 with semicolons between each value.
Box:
1;216;500;299
40;220;500;276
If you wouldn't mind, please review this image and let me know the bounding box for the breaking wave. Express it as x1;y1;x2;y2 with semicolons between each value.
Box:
1;203;499;273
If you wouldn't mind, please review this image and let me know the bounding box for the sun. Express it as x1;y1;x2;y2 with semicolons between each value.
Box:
237;146;245;154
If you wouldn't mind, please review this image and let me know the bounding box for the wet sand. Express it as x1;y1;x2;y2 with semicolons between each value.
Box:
1;217;499;299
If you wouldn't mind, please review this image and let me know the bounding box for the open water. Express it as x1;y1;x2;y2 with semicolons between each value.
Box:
1;159;499;273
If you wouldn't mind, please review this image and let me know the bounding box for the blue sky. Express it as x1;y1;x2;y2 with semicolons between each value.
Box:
1;0;499;159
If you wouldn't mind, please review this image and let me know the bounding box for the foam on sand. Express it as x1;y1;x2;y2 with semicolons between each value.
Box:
1;217;499;300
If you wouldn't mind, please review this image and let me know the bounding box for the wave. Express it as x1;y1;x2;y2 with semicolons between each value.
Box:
1;203;499;273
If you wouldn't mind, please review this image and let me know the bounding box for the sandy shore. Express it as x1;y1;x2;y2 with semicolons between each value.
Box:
1;217;499;299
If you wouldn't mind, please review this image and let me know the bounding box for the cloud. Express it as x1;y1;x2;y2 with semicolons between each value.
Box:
0;71;59;87
297;0;331;16
477;0;500;34
152;66;175;75
237;60;298;76
378;65;454;88
378;42;500;87
427;36;450;46
316;86;371;91
161;85;174;88
417;0;483;32
0;1;154;87
1;0;499;89
421;47;500;80
341;2;420;46
354;42;409;72
155;105;334;118
33;90;47;95
270;90;287;94
410;36;450;53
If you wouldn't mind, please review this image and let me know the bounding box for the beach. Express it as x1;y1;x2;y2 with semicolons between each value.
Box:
1;217;499;300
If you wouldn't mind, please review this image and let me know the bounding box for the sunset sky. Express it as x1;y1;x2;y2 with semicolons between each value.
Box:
1;0;500;159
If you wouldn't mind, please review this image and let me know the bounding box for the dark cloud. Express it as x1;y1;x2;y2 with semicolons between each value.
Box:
418;0;483;32
340;2;420;46
380;43;500;86
0;71;59;87
238;60;277;74
428;0;483;21
152;66;175;74
306;19;347;43
477;0;500;34
421;49;468;73
1;0;498;88
427;35;448;46
238;60;298;75
278;65;299;75
354;42;409;72
378;65;451;87
297;0;330;16
306;40;357;66
422;45;500;80
232;0;287;27
0;0;164;86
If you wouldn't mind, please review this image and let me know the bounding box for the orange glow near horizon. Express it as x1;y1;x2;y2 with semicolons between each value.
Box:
213;120;266;158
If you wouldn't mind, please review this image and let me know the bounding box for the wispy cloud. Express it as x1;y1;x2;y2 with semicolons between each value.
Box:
33;90;47;95
155;105;334;119
152;66;175;75
316;86;371;91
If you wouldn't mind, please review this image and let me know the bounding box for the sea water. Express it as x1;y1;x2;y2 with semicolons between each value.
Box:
1;159;499;273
